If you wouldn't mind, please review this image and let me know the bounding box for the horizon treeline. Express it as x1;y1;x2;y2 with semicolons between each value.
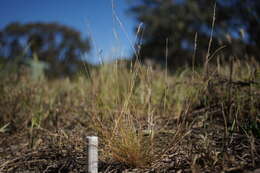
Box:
1;0;260;78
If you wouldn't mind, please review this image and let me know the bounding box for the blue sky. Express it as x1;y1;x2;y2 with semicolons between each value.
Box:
0;0;137;64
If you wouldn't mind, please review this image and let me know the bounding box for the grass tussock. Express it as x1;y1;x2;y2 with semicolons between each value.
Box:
0;58;260;172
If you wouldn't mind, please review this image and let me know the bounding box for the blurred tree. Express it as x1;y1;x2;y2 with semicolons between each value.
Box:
0;22;91;77
128;0;260;68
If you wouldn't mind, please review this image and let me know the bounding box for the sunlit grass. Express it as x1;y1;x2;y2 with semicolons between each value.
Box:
0;58;259;171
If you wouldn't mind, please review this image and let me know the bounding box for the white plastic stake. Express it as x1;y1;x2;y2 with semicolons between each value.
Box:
87;136;98;173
